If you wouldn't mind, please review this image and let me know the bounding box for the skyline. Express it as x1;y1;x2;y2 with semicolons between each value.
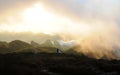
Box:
0;0;120;59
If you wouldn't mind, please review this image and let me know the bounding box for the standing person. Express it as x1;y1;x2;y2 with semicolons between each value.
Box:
57;48;62;54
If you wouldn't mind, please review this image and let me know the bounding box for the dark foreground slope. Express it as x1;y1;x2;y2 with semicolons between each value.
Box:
0;53;120;75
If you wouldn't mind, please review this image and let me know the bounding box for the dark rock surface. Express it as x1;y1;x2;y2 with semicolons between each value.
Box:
0;53;119;75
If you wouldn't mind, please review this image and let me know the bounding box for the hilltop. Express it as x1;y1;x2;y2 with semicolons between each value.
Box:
0;40;78;54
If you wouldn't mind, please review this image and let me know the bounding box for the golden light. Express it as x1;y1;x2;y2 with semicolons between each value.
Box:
21;3;57;24
0;3;96;35
19;3;68;34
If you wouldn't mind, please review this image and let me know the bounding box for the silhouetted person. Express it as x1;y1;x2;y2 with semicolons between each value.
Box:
57;48;59;53
57;48;62;54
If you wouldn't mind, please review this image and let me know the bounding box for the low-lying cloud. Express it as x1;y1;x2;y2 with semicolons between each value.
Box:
0;0;120;59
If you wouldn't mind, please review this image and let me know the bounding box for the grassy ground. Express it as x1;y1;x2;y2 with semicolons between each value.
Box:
0;53;120;75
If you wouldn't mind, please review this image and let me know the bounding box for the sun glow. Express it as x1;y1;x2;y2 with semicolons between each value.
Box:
0;3;95;35
19;3;58;34
20;3;94;34
21;4;57;24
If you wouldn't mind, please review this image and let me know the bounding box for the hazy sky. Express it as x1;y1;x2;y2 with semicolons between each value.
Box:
0;0;120;42
0;0;120;40
0;0;120;59
0;0;120;34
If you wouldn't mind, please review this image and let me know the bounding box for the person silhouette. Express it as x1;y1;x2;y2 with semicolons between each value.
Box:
57;48;62;54
57;48;59;53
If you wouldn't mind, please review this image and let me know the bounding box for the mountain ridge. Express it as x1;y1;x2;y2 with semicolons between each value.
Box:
0;40;77;54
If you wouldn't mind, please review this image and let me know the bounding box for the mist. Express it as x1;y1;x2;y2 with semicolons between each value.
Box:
0;0;120;59
46;0;120;59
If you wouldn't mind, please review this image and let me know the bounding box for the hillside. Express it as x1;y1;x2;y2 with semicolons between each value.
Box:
39;39;55;47
0;40;68;54
0;41;9;53
0;53;120;75
9;40;34;51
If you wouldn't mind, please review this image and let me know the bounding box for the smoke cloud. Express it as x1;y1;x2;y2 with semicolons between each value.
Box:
0;0;120;59
44;0;120;59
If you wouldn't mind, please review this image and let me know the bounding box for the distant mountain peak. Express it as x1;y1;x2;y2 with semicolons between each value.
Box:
9;40;33;51
31;41;40;47
0;41;9;48
39;39;55;47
